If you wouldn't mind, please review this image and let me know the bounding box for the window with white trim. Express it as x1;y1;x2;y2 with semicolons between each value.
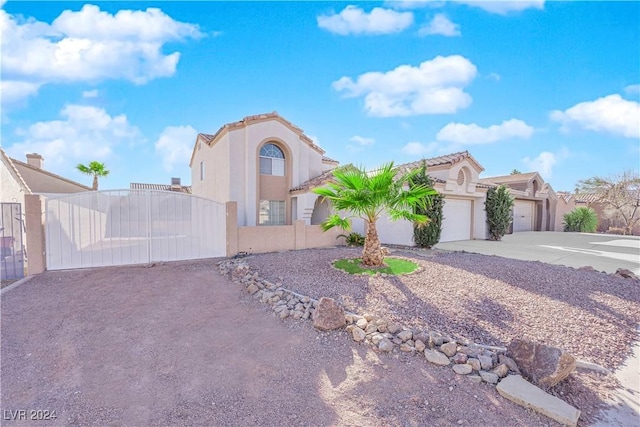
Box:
200;161;205;181
259;143;285;176
259;200;286;225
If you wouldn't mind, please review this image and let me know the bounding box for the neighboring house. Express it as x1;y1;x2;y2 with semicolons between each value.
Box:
479;172;558;232
560;192;640;235
0;150;90;278
130;178;192;194
364;151;493;244
190;112;338;227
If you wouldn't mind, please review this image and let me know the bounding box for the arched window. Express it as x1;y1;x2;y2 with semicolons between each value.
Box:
457;169;465;186
259;143;285;176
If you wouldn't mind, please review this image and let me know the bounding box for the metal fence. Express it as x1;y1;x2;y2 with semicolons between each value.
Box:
1;202;25;280
45;190;225;270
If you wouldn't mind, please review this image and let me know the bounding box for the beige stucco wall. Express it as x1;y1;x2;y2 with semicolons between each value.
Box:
235;221;343;254
191;119;325;227
1;159;26;204
554;198;576;231
191;134;231;204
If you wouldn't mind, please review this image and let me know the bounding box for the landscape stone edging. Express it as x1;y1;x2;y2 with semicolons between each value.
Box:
217;258;515;386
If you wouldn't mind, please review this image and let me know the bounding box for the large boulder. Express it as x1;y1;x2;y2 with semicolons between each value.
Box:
312;297;346;331
507;339;576;389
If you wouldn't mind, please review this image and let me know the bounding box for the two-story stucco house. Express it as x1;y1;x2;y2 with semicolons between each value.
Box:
189;112;338;227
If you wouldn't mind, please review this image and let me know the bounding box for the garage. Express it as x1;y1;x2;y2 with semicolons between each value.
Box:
441;198;472;242
513;200;535;232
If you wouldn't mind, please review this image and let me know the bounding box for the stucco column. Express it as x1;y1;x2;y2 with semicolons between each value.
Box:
225;201;238;257
25;194;46;274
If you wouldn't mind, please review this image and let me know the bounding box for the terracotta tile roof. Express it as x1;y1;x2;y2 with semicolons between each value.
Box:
396;151;481;175
130;183;192;194
478;172;538;185
195;112;324;156
575;193;602;203
198;133;215;144
322;155;339;164
556;191;575;203
290;169;336;193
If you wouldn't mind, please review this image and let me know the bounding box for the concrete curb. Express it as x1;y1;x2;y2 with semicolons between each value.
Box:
1;275;34;296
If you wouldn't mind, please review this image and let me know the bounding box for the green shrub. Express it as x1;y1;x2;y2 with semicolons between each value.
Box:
338;232;365;246
485;185;515;241
411;162;443;248
563;207;598;233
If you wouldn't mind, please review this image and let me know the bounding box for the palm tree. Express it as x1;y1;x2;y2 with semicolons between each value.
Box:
76;161;110;190
313;162;437;267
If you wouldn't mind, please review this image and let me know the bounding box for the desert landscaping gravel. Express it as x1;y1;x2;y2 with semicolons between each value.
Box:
246;247;640;424
1;258;560;427
2;249;638;426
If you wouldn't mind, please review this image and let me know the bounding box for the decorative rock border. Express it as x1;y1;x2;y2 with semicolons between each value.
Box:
218;258;518;385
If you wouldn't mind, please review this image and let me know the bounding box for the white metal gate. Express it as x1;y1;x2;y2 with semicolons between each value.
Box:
45;190;225;270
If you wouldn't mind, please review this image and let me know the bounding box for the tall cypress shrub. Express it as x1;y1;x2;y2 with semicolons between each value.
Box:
485;185;515;241
412;163;444;248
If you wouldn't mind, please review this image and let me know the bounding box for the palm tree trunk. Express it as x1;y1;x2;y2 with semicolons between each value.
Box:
92;175;98;191
362;221;385;267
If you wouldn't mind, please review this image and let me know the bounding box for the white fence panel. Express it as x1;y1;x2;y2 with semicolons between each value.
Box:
45;190;225;270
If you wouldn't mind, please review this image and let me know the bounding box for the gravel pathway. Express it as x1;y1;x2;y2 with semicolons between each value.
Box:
245;247;640;424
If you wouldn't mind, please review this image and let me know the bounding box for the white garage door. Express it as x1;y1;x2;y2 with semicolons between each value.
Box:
441;199;472;242
513;200;534;232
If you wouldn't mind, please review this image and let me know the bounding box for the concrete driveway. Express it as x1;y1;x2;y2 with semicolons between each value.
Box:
436;231;640;275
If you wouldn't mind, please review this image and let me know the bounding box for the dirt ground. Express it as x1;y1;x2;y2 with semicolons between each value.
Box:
0;259;558;426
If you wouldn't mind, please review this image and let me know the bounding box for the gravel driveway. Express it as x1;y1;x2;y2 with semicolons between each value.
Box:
1;259;557;426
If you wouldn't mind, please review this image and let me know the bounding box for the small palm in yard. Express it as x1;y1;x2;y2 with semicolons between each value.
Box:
313;162;437;267
76;161;110;190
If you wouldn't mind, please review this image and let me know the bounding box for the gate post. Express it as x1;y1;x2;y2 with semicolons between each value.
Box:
25;195;46;274
225;201;238;257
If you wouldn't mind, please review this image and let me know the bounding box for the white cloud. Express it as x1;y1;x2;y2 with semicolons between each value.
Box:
388;0;544;14
82;89;99;98
1;4;202;105
350;135;375;146
456;1;545;14
6;105;141;171
550;94;640;139
401;141;437;156
436;119;533;144
386;1;444;9
0;81;42;105
317;6;413;35
154;125;197;172
346;135;375;153
418;13;460;37
522;148;568;180
488;72;501;81
333;55;476;117
624;84;640;95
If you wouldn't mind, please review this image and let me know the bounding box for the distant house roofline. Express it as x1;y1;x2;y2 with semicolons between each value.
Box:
9;156;92;192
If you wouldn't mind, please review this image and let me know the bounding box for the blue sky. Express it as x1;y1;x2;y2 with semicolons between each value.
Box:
1;0;639;191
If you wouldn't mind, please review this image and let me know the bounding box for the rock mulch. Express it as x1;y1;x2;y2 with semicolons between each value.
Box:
219;258;526;388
